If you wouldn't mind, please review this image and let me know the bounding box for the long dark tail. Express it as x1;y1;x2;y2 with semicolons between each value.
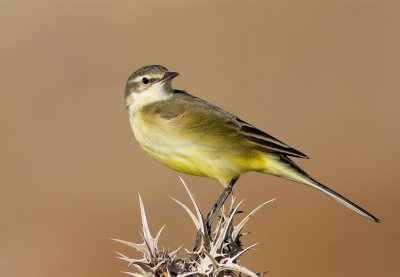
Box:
269;155;380;222
306;176;380;222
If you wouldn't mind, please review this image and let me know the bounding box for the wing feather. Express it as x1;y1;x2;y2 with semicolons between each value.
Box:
236;119;309;158
142;90;309;159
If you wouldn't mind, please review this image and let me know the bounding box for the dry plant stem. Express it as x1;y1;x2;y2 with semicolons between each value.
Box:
113;177;273;277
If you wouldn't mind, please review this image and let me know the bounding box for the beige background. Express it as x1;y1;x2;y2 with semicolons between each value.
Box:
1;1;399;277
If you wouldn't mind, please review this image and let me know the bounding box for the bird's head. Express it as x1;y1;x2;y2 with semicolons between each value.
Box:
125;65;179;109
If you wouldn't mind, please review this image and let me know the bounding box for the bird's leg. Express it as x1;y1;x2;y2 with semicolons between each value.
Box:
205;178;238;231
193;179;238;251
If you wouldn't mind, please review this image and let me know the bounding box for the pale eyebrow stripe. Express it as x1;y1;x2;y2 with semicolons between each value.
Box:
128;74;157;84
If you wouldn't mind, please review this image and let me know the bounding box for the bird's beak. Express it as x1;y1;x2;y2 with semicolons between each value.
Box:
159;71;179;83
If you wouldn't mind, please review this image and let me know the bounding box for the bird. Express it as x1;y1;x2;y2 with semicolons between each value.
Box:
124;64;379;225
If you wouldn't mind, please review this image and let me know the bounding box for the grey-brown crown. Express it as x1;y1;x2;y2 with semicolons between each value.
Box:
126;65;169;83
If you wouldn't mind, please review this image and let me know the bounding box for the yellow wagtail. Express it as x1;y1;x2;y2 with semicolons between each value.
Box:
125;65;379;225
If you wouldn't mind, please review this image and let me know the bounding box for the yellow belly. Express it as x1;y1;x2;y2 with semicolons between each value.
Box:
144;144;268;186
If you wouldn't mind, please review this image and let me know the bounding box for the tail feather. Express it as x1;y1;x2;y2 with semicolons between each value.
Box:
268;155;380;222
307;176;380;222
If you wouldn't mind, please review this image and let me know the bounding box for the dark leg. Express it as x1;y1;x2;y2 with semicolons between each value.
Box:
193;178;238;250
205;178;238;230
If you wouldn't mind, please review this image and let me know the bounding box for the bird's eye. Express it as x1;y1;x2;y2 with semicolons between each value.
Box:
142;77;149;84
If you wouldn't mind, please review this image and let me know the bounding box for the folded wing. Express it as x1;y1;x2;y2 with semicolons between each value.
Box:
144;90;309;159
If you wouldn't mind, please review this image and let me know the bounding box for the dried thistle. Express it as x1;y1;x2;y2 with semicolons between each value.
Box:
113;178;274;277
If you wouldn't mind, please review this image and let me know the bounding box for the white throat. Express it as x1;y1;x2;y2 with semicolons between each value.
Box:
126;81;173;115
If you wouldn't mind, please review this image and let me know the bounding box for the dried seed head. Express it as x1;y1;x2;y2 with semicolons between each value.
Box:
114;178;274;277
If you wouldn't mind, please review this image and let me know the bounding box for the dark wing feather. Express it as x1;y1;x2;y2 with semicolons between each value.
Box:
236;118;309;158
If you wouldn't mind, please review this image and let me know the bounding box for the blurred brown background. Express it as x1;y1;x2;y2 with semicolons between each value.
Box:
1;1;399;277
